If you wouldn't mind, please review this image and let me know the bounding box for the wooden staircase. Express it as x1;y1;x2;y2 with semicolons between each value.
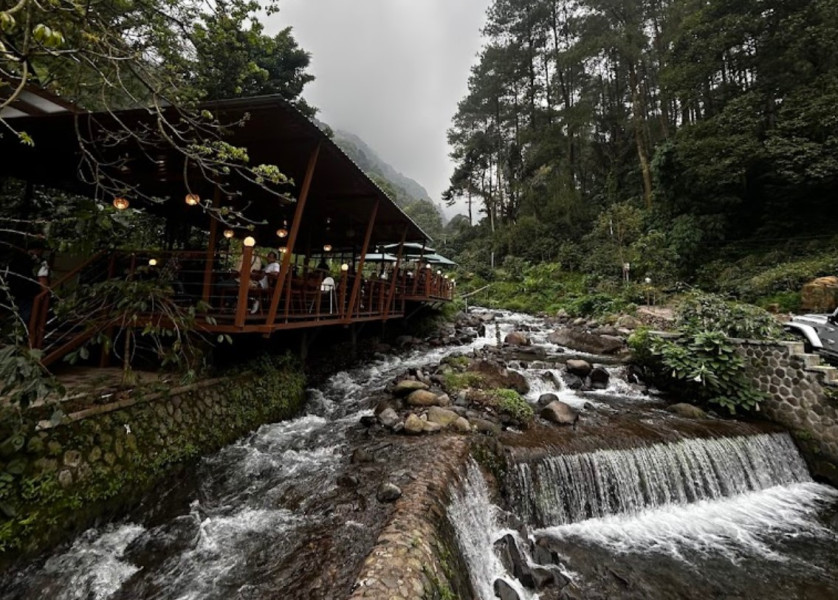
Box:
29;252;113;367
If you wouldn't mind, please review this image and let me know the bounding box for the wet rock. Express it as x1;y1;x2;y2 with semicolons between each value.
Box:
471;418;501;436
532;538;561;566
540;401;579;425
404;413;425;434
422;421;443;433
359;415;378;428
452;417;472;433
468;360;530;394
566;359;592;377
504;331;531;346
427;407;459;428
338;474;359;487
667;403;708;419
548;328;625;355
537;393;559;407
495;534;536;589
494;579;520;600
436;393;451;407
377;407;401;429
376;482;402;503
589;367;610;389
393;379;429;396
564;373;584;390
351;448;374;464
124;515;200;569
406;389;442;407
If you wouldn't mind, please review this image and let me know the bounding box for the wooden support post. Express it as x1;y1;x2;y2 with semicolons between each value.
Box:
202;187;221;304
384;227;407;319
266;143;320;330
234;245;253;328
345;200;379;323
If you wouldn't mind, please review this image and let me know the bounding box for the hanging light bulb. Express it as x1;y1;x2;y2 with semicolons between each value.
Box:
243;236;256;247
278;246;287;254
113;197;129;210
340;263;349;272
437;270;442;275
148;258;158;266
323;244;333;252
223;229;235;239
276;219;288;238
185;193;200;206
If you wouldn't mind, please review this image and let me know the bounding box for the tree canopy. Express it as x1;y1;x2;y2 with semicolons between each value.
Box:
446;0;838;283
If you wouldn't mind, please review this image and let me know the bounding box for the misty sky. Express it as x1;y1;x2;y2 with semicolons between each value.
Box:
263;1;491;218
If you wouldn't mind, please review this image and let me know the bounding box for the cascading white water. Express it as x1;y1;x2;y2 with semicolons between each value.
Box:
509;432;811;527
448;460;537;600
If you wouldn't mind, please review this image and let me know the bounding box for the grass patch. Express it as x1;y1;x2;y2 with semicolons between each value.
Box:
487;388;534;423
442;371;486;393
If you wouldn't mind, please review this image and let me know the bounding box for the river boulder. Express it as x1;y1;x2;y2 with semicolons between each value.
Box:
566;359;592;377
537;393;559;407
548;328;625;355
589;366;610;389
467;360;530;394
540;401;579;425
406;389;442;407
377;407;401;429
392;379;429;396
666;403;708;419
504;331;531;346
403;413;425;434
376;482;402;503
494;579;520;600
427;406;459;428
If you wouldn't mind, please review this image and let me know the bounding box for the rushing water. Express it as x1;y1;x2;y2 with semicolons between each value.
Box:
0;324;497;600
446;314;838;599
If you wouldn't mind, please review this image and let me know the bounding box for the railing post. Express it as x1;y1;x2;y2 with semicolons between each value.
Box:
234;245;253;328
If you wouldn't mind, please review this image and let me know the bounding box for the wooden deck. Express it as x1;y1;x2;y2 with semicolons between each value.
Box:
29;250;454;367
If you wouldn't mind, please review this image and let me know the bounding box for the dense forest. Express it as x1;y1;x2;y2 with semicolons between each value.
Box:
444;0;838;309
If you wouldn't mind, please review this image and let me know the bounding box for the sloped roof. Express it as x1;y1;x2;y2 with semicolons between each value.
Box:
0;95;429;248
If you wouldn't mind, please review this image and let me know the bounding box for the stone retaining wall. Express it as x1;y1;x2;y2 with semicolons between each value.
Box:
349;437;474;600
737;340;838;483
0;355;306;559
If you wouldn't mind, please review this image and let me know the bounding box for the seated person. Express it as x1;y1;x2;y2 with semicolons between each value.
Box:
259;251;280;288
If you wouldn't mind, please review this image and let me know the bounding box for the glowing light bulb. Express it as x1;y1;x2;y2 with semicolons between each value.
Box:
223;229;235;239
113;197;129;210
185;193;200;206
243;236;256;247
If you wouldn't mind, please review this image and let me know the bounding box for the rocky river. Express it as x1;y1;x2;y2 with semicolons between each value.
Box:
1;309;837;599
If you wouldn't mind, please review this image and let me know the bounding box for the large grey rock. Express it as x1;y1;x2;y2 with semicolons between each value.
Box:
540;401;579;425
504;331;531;346
566;359;592;377
427;406;459;427
589;366;610;389
376;482;402;503
616;314;644;330
667;403;708;419
494;579;520;600
393;379;429;396
404;413;425;434
548;328;625;355
468;360;530;394
377;407;401;429
406;389;442;407
471;418;501;436
537;393;559;407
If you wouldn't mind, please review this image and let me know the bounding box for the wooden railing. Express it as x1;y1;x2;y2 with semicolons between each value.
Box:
28;250;454;366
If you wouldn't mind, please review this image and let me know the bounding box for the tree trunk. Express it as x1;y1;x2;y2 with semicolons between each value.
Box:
629;61;653;208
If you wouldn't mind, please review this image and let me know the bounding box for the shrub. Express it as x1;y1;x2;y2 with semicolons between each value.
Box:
629;328;766;414
676;292;783;340
488;389;534;423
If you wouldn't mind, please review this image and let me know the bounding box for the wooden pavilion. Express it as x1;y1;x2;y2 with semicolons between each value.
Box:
0;95;454;367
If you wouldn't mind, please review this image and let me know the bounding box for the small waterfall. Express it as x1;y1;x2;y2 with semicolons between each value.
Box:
449;460;537;600
508;432;811;527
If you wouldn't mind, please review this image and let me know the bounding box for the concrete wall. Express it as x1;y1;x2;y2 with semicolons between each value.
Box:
0;355;305;559
738;340;838;484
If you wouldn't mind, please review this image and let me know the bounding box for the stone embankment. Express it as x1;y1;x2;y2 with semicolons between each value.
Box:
737;339;838;484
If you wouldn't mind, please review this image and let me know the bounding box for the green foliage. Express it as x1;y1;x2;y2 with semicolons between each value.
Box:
442;371;486;393
630;329;765;414
676;292;783;340
488;389;534;424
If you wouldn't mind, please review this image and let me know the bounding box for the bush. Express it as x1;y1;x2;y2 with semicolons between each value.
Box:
488;389;534;423
676;292;783;340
